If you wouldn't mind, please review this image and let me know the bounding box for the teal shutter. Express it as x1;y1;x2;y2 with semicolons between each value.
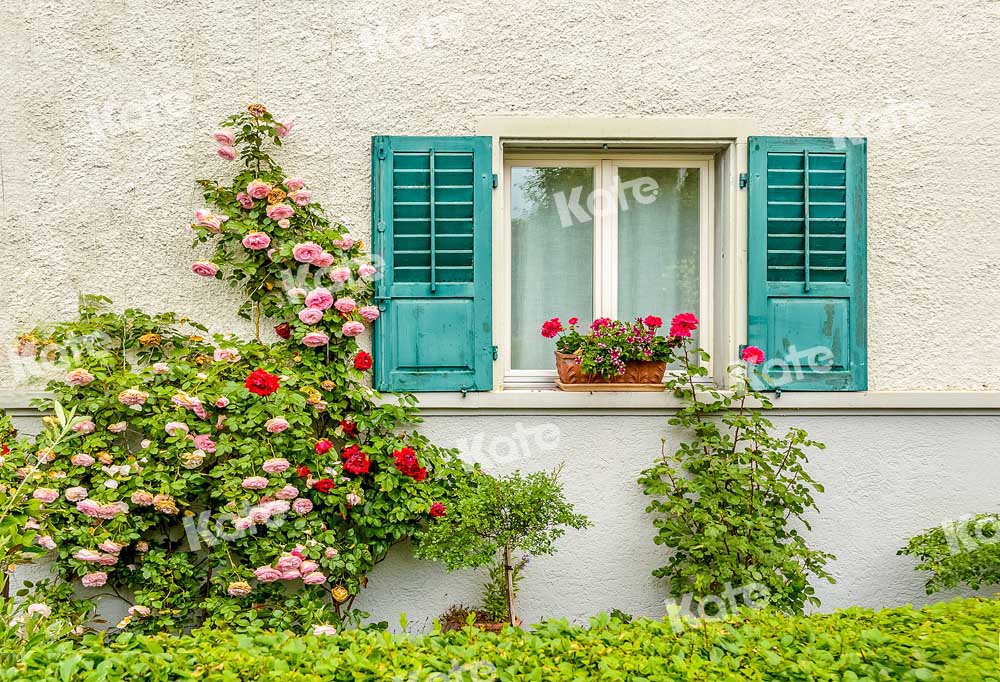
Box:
371;136;493;392
747;136;867;391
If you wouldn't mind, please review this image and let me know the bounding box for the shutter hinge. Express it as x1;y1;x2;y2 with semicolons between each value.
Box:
377;146;386;160
491;345;498;361
460;386;469;398
376;220;386;233
739;173;749;189
491;173;498;189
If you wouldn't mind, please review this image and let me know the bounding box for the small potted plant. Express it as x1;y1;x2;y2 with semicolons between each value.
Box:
416;468;590;629
541;314;693;391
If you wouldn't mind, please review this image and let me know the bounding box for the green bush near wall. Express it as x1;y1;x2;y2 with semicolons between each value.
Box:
4;598;998;681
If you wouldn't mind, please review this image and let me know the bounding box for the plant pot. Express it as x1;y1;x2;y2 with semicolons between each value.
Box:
554;351;666;391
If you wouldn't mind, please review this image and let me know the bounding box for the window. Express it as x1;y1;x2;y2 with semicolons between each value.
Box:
502;154;714;386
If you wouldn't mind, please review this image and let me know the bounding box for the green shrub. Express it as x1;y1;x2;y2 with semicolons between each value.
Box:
2;598;997;681
900;514;1000;594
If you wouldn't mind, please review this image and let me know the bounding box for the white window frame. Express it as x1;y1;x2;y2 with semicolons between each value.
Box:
501;153;715;388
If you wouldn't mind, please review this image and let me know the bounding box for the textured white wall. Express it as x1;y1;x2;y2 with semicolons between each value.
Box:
1;0;999;389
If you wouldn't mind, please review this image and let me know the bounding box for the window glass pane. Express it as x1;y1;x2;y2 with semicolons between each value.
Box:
617;167;700;344
510;166;594;370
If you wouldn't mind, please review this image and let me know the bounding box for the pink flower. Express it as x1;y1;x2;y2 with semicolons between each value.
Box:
302;332;330;348
108;421;127;434
266;203;294;221
312;252;334;267
277;219;290;229
741;345;766;365
74;549;102;562
32;488;58;504
194;209;227;232
236;192;254;210
292;497;313;515
289;190;312;206
192;261;219;277
72;420;96;434
65;486;88;502
242;476;269;490
247;180;271;199
313;624;337;636
65;368;95;386
284;177;305;191
228;581;252;597
299;560;318;575
287;287;307;301
305;288;334;310
329;267;351;283
276;484;299;500
669;312;699;338
346;492;362;507
358;306;380;322
281;569;301;580
214;347;241;362
302;572;327;585
299;307;324;324
331;236;355;250
292;242;323;263
193;434;216;452
71;453;95;467
254;566;282;583
213;130;235;146
234;517;253;531
98;540;123;554
130;491;154;506
262;457;289;474
152;362;170;374
216;145;236;161
97;554;118;566
81;572;107;588
165;421;189;437
324;547;338;559
275;554;302;571
334;297;357;314
342;321;365;337
263;499;291;516
37;535;56;550
215;396;230;408
128;605;151;617
276;120;293;138
118;389;149;407
358;263;377;279
241;231;271;250
27;603;51;618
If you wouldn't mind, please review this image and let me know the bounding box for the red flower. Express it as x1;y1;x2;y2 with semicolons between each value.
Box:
343;452;371;475
296;465;311;478
741;345;766;365
540;318;564;338
0;444;8;457
314;440;333;455
244;368;280;396
591;317;612;331
567;317;579;326
393;447;427;482
340;419;357;436
354;351;373;371
341;444;360;460
643;315;663;328
668;313;699;339
429;502;446;518
274;323;292;339
313;478;335;493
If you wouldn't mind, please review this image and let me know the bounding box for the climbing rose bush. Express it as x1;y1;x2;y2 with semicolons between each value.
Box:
4;105;474;634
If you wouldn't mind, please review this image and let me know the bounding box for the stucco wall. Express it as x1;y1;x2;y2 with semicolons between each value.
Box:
1;0;999;390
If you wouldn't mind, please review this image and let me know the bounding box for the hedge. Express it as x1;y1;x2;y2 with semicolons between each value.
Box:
3;597;998;681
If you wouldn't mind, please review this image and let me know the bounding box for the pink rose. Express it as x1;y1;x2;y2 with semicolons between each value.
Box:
73;420;96;435
234;517;253;531
32;488;58;504
332;237;355;250
287;287;307;301
99;540;123;554
65;487;88;502
194;209;227;232
241;232;271;250
253;566;282;583
216;145;236;161
66;368;95;386
298;307;324;325
165;421;189;437
292;497;313;515
97;554;117;566
128;605;151;617
358;306;380;322
265;419;290;435
213;130;235;146
192;261;219;277
81;572;107;588
266;203;294;221
74;549;102;563
284;177;305;191
334;297;357;314
301;332;330;348
26;603;51;618
276;484;299;500
305;288;334;310
248;506;271;524
228;581;252;597
118;389;149;407
290;190;312;206
108;421;127;434
215;396;230;408
275;554;302;571
247;180;271;199
292;242;323;263
358;263;377;279
242;476;269;490
342;321;365;337
312;252;334;267
277;219;290;229
236;192;254;209
324;547;338;559
152;362;170;374
281;569;301;580
313;624;337;636
193;434;216;453
71;453;95;467
213;347;241;362
276;120;293;138
302;572;327;585
264;499;290;516
329;267;351;283
36;535;56;550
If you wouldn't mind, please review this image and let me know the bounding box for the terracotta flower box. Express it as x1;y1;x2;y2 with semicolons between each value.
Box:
554;351;666;391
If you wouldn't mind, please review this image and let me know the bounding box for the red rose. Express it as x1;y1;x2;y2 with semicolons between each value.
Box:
643;315;663;328
0;444;9;457
340;420;357;436
353;351;372;371
274;323;292;339
567;317;578;325
314;440;333;455
540;317;564;338
393;446;427;481
296;465;311;478
668;312;699;339
244;368;280;396
313;478;335;493
343;452;371;475
341;444;360;460
429;502;446;518
741;345;766;365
